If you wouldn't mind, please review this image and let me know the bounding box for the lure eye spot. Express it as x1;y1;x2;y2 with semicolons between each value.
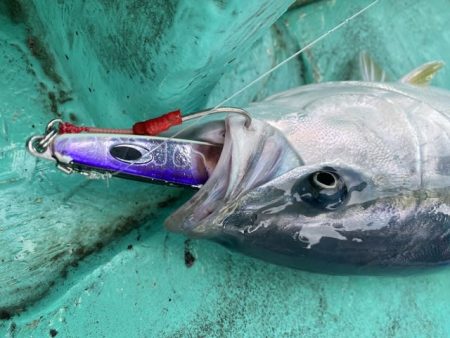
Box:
110;145;144;162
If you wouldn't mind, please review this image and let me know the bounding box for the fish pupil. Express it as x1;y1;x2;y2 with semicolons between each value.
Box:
314;171;337;188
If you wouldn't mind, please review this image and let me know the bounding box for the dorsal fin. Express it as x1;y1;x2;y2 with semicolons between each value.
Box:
359;51;388;82
400;61;445;86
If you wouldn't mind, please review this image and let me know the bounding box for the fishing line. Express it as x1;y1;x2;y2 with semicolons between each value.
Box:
214;0;379;109
108;0;379;179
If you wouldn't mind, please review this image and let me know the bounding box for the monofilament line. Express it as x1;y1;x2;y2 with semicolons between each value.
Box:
214;0;379;109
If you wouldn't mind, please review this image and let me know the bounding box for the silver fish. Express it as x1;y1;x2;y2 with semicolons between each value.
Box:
166;58;450;274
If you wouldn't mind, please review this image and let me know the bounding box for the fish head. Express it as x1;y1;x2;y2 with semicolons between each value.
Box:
165;117;376;238
165;83;450;271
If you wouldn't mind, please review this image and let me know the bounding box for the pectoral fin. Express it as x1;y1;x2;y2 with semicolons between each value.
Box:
400;61;445;86
359;51;388;82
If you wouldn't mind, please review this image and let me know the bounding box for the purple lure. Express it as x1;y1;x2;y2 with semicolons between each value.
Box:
52;134;221;187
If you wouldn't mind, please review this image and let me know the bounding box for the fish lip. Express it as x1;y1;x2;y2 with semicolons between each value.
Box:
165;115;303;236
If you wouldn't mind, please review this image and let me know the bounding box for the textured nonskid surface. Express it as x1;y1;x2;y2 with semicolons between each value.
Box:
1;0;450;337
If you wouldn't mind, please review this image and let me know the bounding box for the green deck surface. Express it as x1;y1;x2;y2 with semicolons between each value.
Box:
1;0;450;337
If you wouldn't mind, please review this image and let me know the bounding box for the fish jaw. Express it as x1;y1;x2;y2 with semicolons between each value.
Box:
164;115;303;237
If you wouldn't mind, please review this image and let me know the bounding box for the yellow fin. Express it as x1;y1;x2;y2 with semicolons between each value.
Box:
400;61;444;86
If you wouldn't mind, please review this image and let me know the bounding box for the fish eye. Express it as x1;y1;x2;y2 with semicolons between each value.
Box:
309;170;347;209
292;169;348;211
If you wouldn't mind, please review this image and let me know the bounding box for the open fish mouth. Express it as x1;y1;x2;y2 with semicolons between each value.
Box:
165;115;303;237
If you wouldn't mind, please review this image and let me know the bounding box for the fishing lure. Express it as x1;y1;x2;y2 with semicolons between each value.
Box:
27;107;250;187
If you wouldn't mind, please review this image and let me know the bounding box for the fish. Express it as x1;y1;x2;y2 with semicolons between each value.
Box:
165;55;450;274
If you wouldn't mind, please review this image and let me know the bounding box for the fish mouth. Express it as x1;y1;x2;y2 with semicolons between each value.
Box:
165;115;303;237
